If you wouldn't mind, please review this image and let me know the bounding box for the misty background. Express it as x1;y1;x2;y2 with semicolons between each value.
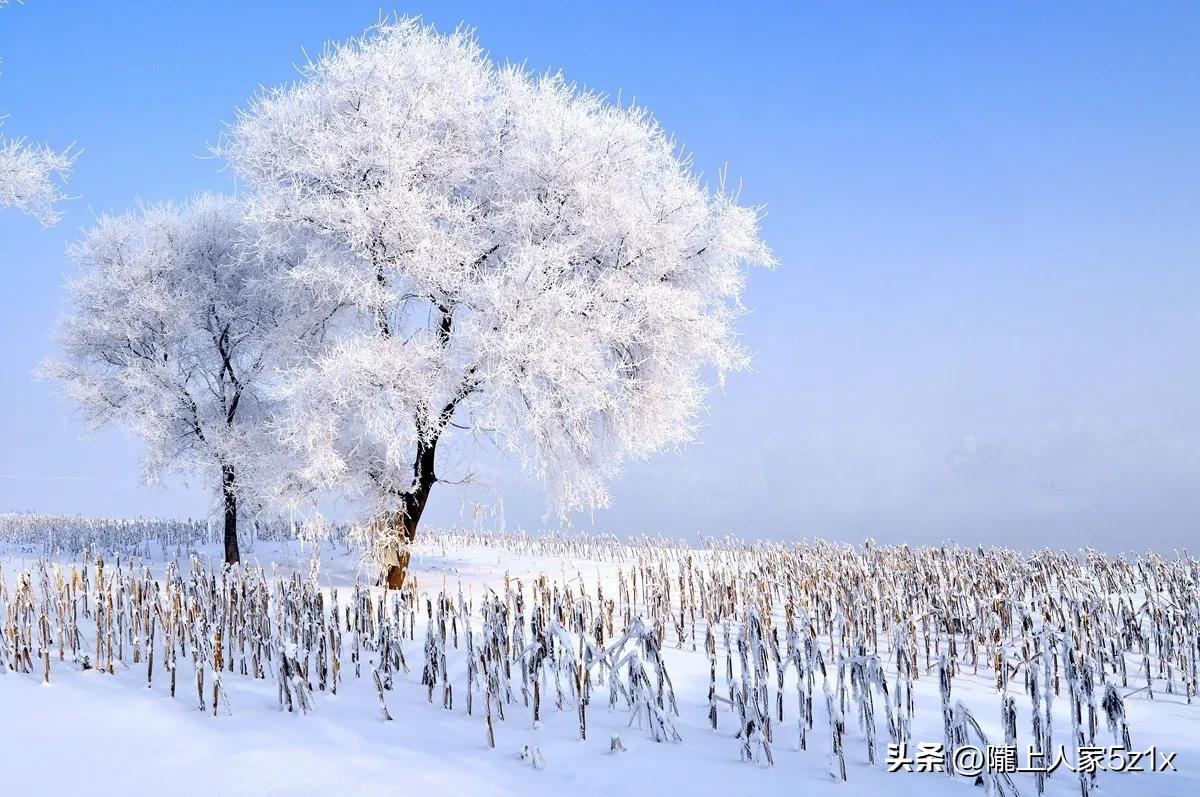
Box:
1;1;1196;552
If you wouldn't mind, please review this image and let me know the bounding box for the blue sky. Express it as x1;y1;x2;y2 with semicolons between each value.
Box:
1;1;1197;551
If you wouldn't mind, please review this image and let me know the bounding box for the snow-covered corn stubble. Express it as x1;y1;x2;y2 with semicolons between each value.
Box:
1;517;1197;793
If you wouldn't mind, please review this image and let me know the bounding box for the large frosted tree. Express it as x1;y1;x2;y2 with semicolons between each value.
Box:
223;19;774;586
43;193;326;563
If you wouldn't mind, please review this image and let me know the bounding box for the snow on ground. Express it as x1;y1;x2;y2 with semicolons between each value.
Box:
1;534;1198;797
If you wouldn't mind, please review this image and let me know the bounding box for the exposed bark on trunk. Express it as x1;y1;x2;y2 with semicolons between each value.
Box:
383;436;438;589
222;464;240;565
384;511;417;590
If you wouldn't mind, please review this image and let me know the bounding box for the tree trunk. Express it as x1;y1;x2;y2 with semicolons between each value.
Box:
380;356;468;589
384;512;416;590
221;464;240;565
383;487;430;590
383;437;439;589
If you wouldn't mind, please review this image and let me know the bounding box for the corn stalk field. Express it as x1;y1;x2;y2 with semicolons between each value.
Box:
0;514;1196;796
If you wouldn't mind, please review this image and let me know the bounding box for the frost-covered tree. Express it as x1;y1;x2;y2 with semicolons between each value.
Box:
222;19;774;585
42;193;327;563
0;1;75;224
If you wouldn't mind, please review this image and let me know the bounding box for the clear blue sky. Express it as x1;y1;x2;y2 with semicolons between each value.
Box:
1;1;1197;551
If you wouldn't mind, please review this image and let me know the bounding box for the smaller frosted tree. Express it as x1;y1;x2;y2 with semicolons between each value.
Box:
42;193;325;562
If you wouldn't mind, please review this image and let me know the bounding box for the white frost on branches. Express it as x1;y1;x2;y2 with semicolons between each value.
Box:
220;18;774;527
0;134;74;225
0;2;75;225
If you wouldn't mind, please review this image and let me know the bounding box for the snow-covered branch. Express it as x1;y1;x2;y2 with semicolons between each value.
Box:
0;135;74;225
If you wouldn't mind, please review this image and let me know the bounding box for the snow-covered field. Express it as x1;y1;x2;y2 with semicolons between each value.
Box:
0;517;1197;797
